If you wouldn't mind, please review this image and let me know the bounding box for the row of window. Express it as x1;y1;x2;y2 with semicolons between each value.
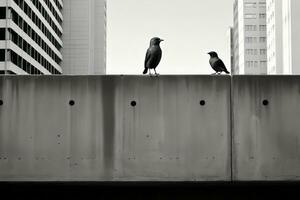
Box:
41;0;63;25
10;6;62;51
2;28;61;74
10;50;44;74
11;10;61;64
0;70;16;74
6;49;60;74
245;60;267;68
245;2;266;8
53;0;63;11
245;25;267;31
245;49;267;55
0;49;43;74
245;13;266;19
13;0;62;41
0;70;16;75
245;37;266;43
29;0;62;28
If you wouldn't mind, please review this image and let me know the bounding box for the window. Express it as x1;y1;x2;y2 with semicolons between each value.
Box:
0;49;5;61
260;61;267;68
259;14;266;19
246;61;259;68
245;25;257;31
260;49;267;55
245;37;257;43
246;49;258;55
259;2;266;8
0;28;5;40
259;37;266;42
245;2;256;8
259;25;266;31
0;7;6;19
245;14;256;19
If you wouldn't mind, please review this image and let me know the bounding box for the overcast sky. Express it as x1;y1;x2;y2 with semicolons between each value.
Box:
107;0;234;74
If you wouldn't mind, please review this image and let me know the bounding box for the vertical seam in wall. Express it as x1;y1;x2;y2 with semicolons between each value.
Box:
230;76;234;182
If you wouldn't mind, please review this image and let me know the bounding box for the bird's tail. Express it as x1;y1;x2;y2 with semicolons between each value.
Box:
225;70;230;74
143;68;148;74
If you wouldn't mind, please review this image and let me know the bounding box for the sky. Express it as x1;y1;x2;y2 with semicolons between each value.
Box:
107;0;234;74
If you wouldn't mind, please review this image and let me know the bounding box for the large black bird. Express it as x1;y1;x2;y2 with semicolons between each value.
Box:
208;51;230;74
143;37;164;76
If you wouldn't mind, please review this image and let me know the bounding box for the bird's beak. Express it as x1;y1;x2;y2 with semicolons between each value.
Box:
160;39;164;42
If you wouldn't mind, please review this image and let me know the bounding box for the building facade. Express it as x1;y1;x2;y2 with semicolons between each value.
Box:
233;0;268;75
228;27;235;74
266;0;283;74
62;0;106;75
0;0;63;74
282;0;300;74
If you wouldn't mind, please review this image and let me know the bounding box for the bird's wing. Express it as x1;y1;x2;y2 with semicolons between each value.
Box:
215;59;228;71
144;48;152;68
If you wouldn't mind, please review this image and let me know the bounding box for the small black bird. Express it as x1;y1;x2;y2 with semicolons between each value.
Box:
208;51;230;74
143;37;164;76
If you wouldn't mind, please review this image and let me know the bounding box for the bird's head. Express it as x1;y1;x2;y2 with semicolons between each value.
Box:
150;37;164;46
208;51;218;58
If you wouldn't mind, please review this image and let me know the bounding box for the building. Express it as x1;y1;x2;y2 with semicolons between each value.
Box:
282;0;300;74
232;0;268;75
266;0;283;74
228;27;234;74
266;0;300;75
0;0;63;74
62;0;106;75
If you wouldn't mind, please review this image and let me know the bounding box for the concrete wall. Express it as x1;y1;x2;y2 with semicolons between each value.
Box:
1;75;300;182
0;76;231;181
232;76;300;180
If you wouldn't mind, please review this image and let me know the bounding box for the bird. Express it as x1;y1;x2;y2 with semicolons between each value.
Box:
208;51;230;75
143;37;164;76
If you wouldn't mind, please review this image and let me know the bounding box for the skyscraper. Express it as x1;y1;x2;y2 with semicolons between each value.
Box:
0;0;63;74
232;0;268;75
266;0;283;74
228;27;234;74
62;0;106;75
282;0;300;74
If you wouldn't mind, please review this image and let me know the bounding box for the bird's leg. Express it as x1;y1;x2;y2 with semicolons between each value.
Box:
211;72;217;75
149;69;153;76
154;69;159;76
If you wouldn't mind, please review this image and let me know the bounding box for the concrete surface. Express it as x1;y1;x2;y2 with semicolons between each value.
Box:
2;75;300;182
0;76;231;181
232;76;300;181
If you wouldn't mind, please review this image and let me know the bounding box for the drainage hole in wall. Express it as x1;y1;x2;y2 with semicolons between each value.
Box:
0;100;3;106
69;100;75;106
262;100;269;106
131;101;137;107
200;100;206;106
